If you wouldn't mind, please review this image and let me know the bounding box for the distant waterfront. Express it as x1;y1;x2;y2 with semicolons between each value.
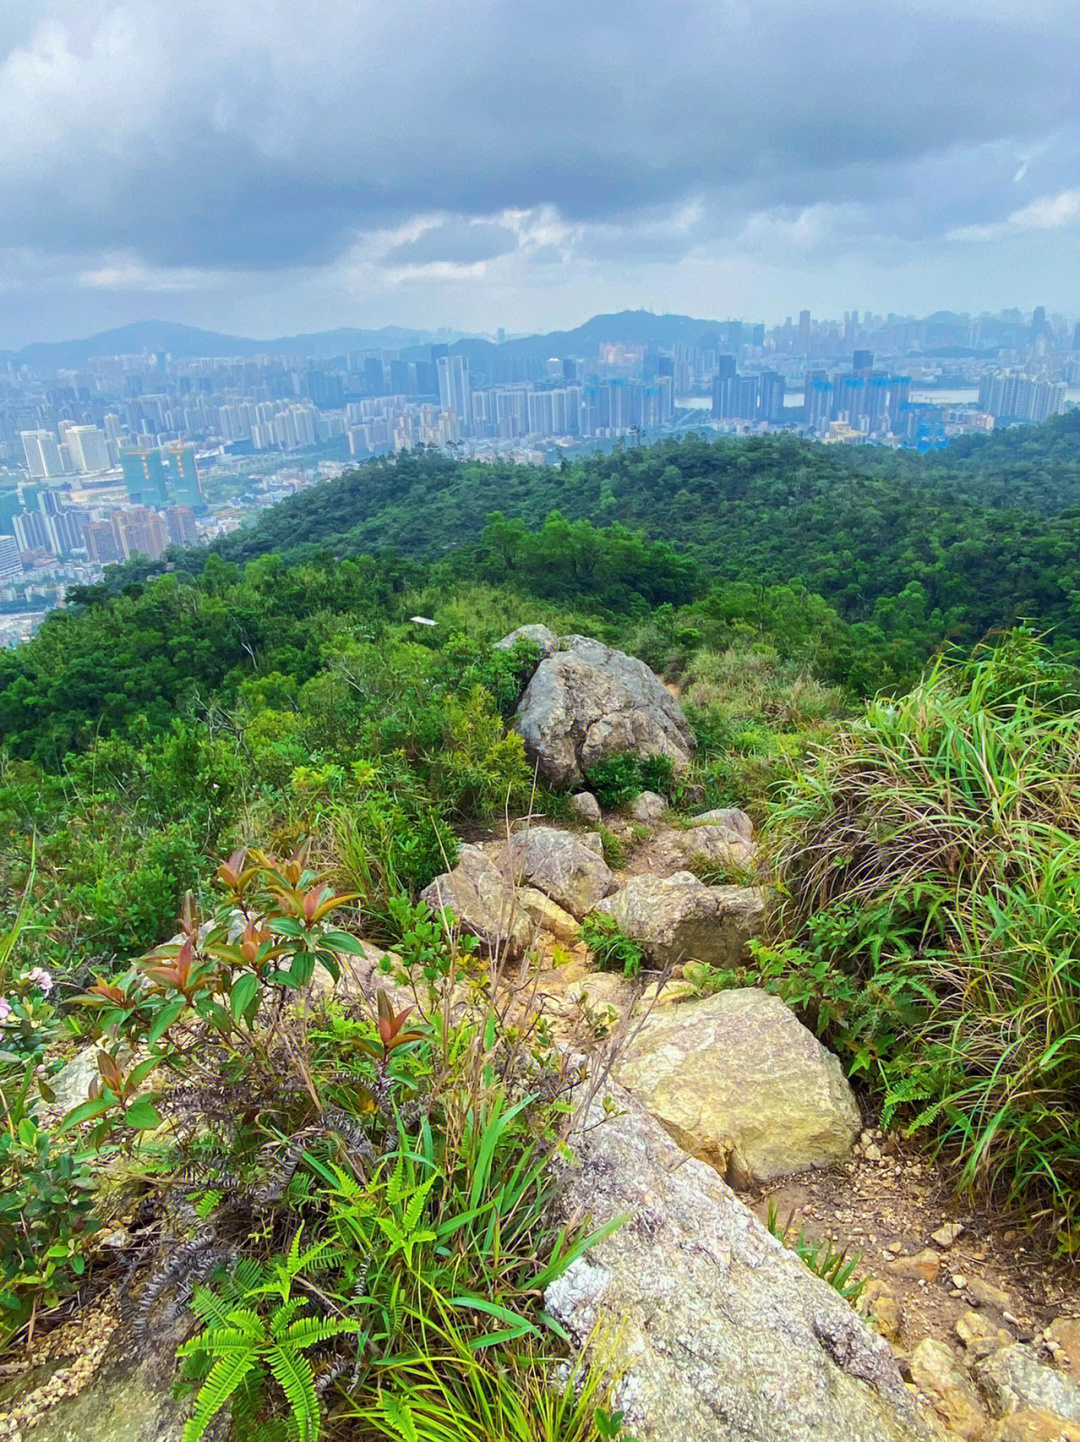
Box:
679;387;1080;412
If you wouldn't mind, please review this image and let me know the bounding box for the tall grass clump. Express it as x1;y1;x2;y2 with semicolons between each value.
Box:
764;630;1080;1246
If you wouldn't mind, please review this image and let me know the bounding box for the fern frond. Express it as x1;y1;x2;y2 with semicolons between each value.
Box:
181;1346;259;1442
282;1316;360;1350
269;1297;304;1339
267;1345;320;1442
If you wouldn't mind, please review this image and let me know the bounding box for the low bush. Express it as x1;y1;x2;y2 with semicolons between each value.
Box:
578;914;644;979
766;631;1080;1247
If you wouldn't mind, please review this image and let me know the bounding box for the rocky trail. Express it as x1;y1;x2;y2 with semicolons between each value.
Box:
5;628;1080;1442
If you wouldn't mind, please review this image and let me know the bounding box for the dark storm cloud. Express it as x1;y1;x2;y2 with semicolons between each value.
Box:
2;0;1079;274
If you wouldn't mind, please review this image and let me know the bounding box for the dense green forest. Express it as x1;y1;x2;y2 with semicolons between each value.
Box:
4;420;1080;1438
80;412;1080;691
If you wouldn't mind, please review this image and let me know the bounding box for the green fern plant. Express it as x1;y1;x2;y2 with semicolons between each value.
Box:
177;1231;360;1442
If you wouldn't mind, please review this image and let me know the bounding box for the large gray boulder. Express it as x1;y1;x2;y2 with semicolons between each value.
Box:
509;826;617;919
614;988;861;1185
592;870;764;968
512;634;695;786
494;623;560;658
545;1086;937;1442
977;1344;1080;1423
420;844;533;957
642;821;757;877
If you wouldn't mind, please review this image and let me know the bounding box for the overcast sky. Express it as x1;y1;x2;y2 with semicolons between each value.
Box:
1;0;1078;347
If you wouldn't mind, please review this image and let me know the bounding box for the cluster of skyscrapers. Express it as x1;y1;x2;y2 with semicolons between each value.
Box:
977;371;1068;424
0;440;204;585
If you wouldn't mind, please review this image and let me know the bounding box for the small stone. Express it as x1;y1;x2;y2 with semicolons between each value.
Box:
910;1337;988;1440
986;1410;1080;1442
957;1310;1013;1359
886;1247;941;1283
569;791;602;824
932;1222;965;1248
885;1240;905;1254
871;1293;903;1342
969;1276;1015;1313
954;1274;970;1289
1049;1319;1080;1385
864;1143;883;1162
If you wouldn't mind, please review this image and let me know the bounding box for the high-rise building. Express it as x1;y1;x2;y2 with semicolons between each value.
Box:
12;509;48;552
852;350;874;376
0;534;22;581
804;371;832;430
66;425;110;473
21;431;64;479
44;509;85;559
121;448;169;506
83;520;122;565
798;310;811;354
164;445;204;508
164;505;198;547
113;506;168;561
758;371;786;423
437;355;472;434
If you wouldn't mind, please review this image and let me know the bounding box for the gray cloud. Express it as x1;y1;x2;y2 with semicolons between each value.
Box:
1;0;1079;341
385;219;519;266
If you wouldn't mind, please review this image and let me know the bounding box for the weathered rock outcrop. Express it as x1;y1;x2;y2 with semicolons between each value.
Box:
420;844;533;955
19;1314;191;1442
614;988;861;1184
509;633;695;785
688;806;755;840
509;825;617;919
544;1085;937;1442
592;870;764;967
977;1345;1080;1424
628;790;667;823
641;821;757;876
494;622;560;658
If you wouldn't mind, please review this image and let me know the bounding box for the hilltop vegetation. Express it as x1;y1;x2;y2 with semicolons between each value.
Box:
88;414;1080;691
5;423;1080;1436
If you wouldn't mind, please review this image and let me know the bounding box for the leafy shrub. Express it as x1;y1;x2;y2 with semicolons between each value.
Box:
584;753;675;811
595;826;625;871
578;914;644;978
0;1066;99;1348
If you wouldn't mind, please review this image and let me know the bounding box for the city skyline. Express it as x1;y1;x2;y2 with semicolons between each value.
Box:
2;2;1079;346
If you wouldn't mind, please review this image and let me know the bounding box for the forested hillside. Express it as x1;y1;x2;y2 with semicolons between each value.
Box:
76;412;1080;691
5;424;1080;1441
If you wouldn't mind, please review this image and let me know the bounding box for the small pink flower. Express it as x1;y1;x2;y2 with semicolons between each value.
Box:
0;997;11;1024
25;968;53;994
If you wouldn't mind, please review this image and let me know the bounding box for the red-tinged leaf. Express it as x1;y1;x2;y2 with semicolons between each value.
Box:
97;1051;124;1092
180;892;197;938
387;1031;423;1051
386;1005;414;1038
311;893;359;923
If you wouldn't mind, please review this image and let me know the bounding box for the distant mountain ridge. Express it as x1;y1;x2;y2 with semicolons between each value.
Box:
6;320;446;370
5;310;725;372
